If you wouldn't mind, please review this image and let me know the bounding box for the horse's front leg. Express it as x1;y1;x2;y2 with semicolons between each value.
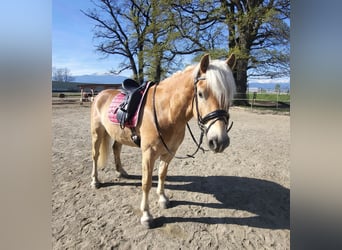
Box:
140;149;156;228
157;155;172;209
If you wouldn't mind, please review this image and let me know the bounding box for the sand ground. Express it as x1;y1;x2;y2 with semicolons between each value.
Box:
52;101;290;249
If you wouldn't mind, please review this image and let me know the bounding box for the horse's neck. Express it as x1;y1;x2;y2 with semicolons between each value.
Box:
157;71;195;123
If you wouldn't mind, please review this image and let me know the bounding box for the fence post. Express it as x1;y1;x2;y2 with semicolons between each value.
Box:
251;92;257;111
276;90;280;109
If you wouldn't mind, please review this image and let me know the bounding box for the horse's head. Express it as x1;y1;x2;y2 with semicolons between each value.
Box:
193;54;236;153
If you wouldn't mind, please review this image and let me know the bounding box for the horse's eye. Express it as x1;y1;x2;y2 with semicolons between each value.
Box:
198;91;203;98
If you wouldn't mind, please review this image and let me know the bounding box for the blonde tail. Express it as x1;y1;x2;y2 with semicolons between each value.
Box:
97;130;110;169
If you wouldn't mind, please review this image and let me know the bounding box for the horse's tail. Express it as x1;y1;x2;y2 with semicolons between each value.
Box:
91;108;111;169
96;129;111;169
91;90;112;169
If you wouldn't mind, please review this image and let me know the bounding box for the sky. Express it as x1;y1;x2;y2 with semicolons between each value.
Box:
52;0;127;76
52;0;289;84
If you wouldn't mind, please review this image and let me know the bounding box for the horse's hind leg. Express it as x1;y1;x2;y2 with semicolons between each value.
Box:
91;125;110;189
91;129;101;189
112;141;128;178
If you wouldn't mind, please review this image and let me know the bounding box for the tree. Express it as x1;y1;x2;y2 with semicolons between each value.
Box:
143;0;177;81
170;0;290;105
82;0;151;83
52;67;75;82
218;0;290;104
83;0;198;83
84;0;289;99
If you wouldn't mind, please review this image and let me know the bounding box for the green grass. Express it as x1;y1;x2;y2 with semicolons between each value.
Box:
247;92;290;103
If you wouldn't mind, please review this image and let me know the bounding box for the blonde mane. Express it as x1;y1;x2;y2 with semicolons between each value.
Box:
193;59;236;109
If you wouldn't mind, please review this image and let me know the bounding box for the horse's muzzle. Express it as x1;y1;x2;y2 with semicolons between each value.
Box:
208;135;230;153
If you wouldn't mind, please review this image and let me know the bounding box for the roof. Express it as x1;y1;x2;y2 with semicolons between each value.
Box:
52;81;121;92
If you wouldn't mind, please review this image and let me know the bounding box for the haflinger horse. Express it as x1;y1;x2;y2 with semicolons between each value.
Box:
90;53;236;228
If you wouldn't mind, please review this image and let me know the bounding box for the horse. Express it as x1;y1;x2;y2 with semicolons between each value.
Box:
90;54;236;228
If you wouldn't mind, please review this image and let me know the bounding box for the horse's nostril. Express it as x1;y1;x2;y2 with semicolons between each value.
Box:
208;138;217;151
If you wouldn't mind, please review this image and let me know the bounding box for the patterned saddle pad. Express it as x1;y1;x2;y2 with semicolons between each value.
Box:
108;81;153;128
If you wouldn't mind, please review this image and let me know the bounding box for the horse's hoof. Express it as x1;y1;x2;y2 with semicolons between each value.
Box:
90;181;100;189
140;219;153;229
158;199;170;209
115;170;129;178
140;214;153;229
158;195;170;209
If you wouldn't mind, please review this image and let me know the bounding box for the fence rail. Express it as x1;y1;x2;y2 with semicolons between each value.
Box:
234;91;290;110
52;91;290;110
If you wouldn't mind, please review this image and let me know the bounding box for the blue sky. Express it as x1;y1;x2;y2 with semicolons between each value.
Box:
52;0;127;76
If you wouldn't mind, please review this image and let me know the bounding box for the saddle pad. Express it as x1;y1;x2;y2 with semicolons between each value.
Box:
108;81;152;127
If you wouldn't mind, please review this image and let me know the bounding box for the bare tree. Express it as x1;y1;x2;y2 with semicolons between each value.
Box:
83;0;214;82
52;67;75;82
82;0;152;83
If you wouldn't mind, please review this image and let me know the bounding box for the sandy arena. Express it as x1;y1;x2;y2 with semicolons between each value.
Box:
52;101;290;249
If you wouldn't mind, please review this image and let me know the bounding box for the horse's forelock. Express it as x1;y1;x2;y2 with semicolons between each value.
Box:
200;60;236;109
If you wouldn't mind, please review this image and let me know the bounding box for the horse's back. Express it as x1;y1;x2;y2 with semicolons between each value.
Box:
91;88;139;147
91;89;119;122
93;88;119;109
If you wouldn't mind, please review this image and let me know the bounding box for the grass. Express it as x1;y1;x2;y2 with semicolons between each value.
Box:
247;92;290;103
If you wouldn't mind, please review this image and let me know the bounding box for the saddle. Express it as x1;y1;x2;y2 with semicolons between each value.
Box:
116;79;153;129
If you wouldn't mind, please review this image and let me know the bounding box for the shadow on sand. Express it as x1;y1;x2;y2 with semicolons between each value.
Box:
100;174;289;230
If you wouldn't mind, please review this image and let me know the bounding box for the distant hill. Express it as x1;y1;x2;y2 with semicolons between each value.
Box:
72;74;128;84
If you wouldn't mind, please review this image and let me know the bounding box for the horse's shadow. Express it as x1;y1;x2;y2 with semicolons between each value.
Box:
101;174;289;230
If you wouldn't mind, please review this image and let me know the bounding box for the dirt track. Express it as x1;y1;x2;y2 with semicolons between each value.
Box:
52;102;290;249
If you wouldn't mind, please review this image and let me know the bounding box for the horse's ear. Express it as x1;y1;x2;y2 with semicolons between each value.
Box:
226;53;236;69
200;54;210;73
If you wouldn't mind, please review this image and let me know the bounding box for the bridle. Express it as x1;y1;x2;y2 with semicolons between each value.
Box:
193;76;234;136
152;73;233;159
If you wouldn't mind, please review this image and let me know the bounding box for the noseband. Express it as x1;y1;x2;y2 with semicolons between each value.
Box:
193;76;233;135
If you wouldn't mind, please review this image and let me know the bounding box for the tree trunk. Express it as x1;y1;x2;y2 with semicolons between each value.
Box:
129;56;138;83
137;49;144;84
155;60;161;82
233;58;249;106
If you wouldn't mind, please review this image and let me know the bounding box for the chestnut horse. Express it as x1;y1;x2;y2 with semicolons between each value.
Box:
90;54;236;228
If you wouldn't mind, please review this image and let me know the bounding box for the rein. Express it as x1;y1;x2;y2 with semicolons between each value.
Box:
152;75;233;159
152;82;204;159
